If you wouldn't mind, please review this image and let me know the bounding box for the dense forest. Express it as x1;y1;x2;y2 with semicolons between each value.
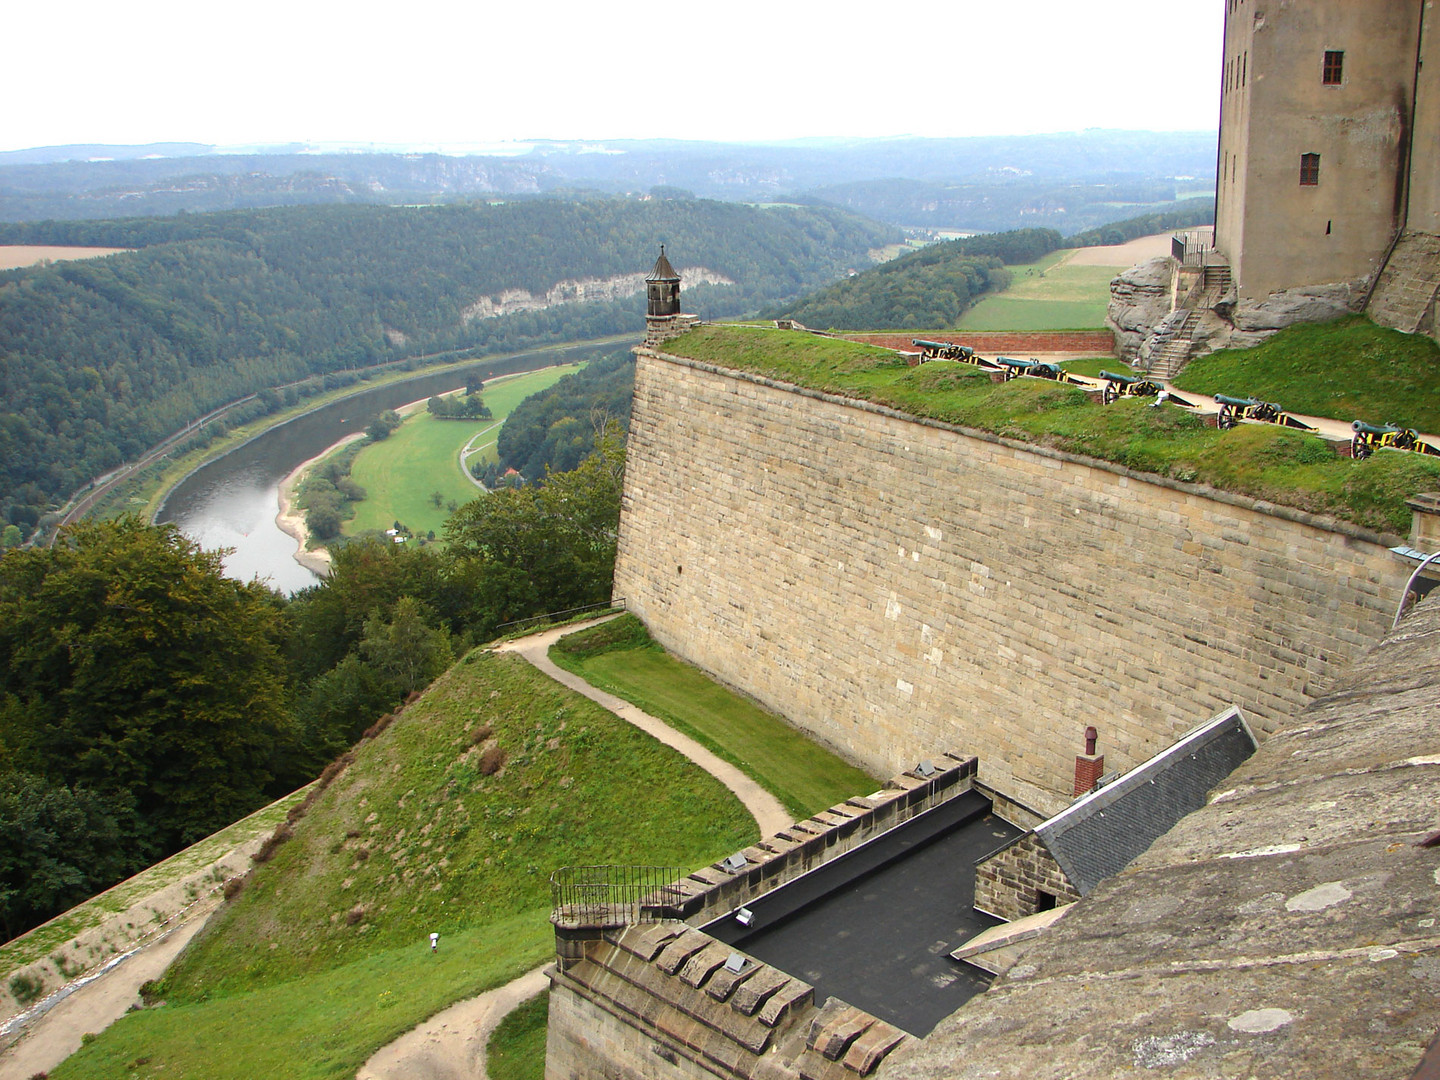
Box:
0;428;627;941
0;199;896;540
490;350;636;484
765;228;1063;330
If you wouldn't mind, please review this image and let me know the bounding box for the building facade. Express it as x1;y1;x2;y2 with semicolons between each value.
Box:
1215;0;1439;303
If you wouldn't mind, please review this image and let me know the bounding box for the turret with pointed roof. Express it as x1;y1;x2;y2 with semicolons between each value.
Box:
645;244;682;318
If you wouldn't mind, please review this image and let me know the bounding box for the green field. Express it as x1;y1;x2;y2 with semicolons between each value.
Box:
344;364;581;538
956;250;1114;331
550;616;879;819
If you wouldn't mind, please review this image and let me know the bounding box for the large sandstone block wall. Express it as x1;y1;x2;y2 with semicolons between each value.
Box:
613;351;1408;814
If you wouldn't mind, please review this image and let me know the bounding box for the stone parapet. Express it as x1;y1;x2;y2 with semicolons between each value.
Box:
664;754;977;927
546;922;911;1080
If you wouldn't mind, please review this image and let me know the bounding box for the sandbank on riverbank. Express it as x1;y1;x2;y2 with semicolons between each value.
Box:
274;434;364;577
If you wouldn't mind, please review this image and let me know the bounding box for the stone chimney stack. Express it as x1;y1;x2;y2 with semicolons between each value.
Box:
1074;726;1104;796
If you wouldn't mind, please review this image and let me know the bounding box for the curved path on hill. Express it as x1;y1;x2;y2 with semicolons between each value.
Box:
355;964;550;1080
494;618;794;838
356;619;793;1080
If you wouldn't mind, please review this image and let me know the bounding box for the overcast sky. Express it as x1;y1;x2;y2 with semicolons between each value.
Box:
7;0;1222;153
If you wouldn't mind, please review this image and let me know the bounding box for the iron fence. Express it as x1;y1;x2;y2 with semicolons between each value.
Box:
495;598;626;637
550;865;688;929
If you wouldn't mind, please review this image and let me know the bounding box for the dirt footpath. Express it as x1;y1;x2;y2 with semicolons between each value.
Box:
356;966;550;1080
0;917;210;1080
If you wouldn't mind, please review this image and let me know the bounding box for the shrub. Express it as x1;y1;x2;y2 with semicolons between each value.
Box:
223;876;245;901
252;823;294;864
478;743;507;776
346;905;365;926
9;973;44;1006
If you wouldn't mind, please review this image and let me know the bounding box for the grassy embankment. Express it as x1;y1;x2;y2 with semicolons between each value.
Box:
51;647;756;1080
487;991;550;1080
955;249;1114;331
668;321;1440;535
550;616;879;820
343;364;581;539
0;791;305;975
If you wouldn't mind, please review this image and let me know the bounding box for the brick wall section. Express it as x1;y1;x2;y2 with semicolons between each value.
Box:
613;349;1409;814
973;833;1081;922
841;331;1115;355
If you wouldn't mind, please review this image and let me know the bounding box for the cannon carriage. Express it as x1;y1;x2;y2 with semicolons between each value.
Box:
995;356;1086;385
1097;370;1195;407
912;339;976;362
1212;394;1316;431
1350;420;1440;459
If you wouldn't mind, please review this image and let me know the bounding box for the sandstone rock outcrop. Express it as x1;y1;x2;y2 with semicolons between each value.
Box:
1107;255;1366;367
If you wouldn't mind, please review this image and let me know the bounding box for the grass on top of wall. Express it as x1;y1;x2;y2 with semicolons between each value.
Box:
1173;315;1440;435
661;324;1440;535
550;616;879;820
53;647;754;1080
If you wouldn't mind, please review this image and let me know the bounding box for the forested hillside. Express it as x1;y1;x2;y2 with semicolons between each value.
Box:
766;228;1062;330
491;350;636;484
0;199;896;540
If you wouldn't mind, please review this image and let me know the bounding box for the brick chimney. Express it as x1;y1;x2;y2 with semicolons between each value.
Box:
1074;726;1104;796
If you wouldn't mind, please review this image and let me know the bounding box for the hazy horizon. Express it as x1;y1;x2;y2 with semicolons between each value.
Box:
8;1;1221;155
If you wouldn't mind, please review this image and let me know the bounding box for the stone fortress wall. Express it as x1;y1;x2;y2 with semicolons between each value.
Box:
613;348;1411;815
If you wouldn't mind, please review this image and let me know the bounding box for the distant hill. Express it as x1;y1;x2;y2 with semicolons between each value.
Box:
0;131;1216;224
767;228;1064;330
0;198;896;540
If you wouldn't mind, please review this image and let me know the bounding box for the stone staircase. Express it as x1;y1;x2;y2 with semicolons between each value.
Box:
1144;263;1232;380
1366;230;1440;333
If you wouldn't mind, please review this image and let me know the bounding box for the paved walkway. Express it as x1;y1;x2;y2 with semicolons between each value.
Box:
494;619;793;839
355;964;550;1080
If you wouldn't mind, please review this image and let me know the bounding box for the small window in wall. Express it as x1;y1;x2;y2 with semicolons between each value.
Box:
1323;50;1344;85
1300;153;1321;186
1036;890;1058;912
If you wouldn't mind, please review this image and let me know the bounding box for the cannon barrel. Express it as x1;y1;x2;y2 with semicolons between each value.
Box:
912;339;950;350
1352;420;1405;436
996;356;1035;369
1030;363;1063;378
1215;394;1263;408
1099;370;1139;385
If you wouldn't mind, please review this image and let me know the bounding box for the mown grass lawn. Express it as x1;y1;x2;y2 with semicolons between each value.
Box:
486;989;549;1080
956;250;1113;331
345;364;581;539
550;616;879;820
54;648;754;1080
667;324;1440;534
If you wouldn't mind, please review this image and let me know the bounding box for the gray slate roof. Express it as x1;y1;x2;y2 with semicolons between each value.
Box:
1036;706;1257;895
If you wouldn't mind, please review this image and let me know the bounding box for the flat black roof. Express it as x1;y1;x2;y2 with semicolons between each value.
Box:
703;791;1023;1037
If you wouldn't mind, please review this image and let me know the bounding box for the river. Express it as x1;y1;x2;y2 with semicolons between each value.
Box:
156;340;621;594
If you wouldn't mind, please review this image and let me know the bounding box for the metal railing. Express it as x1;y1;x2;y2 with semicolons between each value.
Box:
550;865;688;929
495;598;626;636
1172;228;1218;268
